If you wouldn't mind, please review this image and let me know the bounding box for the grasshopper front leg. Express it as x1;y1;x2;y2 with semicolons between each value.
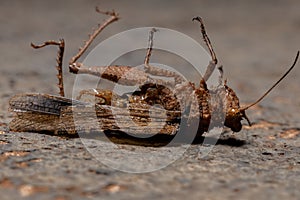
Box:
77;88;130;108
193;16;219;82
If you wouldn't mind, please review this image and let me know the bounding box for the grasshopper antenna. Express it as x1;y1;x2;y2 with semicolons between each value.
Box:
241;51;299;111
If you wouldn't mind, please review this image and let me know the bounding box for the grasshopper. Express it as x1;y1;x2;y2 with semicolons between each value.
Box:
9;8;299;138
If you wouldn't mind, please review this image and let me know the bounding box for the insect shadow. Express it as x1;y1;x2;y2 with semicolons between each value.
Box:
52;129;246;147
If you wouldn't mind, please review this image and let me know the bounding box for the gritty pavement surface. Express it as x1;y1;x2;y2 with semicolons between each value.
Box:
0;0;300;199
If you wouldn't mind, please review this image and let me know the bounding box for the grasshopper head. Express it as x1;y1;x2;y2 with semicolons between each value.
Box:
224;108;250;132
223;51;299;132
221;83;251;132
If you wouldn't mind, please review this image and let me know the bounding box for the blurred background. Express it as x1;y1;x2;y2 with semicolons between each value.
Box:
0;1;299;199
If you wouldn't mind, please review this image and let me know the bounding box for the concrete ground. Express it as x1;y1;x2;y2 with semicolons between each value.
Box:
0;0;299;199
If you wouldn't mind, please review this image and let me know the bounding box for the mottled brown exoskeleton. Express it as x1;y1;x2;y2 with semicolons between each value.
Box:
9;8;299;136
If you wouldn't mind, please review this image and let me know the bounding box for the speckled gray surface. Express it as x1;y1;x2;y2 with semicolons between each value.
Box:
0;0;300;199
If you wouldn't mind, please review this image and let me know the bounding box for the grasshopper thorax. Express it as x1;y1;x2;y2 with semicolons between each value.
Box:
222;84;251;132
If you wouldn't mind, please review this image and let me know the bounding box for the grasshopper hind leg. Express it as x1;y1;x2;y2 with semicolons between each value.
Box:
31;39;65;97
69;8;119;73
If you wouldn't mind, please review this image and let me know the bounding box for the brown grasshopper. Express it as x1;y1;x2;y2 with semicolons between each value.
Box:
9;8;299;138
